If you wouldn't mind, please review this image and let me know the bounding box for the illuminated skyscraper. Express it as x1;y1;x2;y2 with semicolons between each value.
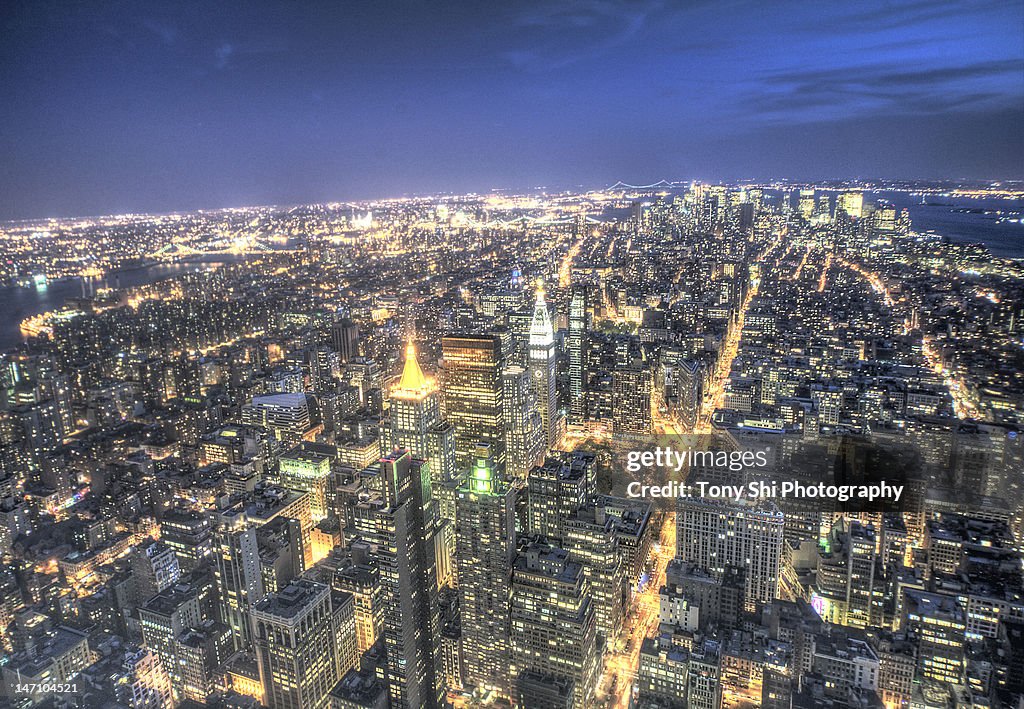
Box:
331;318;360;363
815;519;883;629
440;334;506;474
902;590;967;685
798;190;815;221
388;342;457;485
278;442;335;523
502;365;545;478
389;342;457;584
677;497;785;611
456;444;518;699
250;579;356;709
241;392;322;444
528;286;561;450
510;541;601;709
527;451;596;544
211;486;314;650
359;451;445;708
815;193;832;223
676;358;704;431
612;352;652;437
567;285;589;424
837;190;864;219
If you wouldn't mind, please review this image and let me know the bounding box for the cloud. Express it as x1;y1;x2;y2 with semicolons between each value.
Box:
801;0;1009;34
214;43;234;69
746;59;1023;123
141;19;178;46
500;0;665;71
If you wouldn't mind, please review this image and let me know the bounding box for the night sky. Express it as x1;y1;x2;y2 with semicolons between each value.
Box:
1;0;1022;219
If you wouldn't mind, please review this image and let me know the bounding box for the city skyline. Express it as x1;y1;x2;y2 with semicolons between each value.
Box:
0;176;1022;707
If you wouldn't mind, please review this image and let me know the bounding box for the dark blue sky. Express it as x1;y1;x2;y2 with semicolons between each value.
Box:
1;0;1022;219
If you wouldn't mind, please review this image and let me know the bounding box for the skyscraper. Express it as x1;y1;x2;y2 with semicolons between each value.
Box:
278;441;335;523
502;365;545;478
527;451;597;544
798;189;815;221
838;190;864;219
510;541;601;709
388;341;456;485
213;518;263;651
331;318;360;363
456;443;518;699
359;451;444;708
250;579;355;709
389;342;458;585
567;285;589;424
528;287;561;450
677;497;785;611
676;358;704;431
440;334;506;474
241;392;323;444
211;485;314;650
612;353;652;437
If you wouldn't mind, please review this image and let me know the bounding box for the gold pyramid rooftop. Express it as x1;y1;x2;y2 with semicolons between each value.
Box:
392;341;435;398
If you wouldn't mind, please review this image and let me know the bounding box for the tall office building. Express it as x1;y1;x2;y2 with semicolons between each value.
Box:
798;189;815;221
528;287;561;450
567;285;589;424
139;584;203;702
502;365;545;478
510;541;601;709
211;486;314;650
456;444;518;699
612;355;652;437
837;190;864;219
527;451;597;544
440;334;506;474
250;579;354;709
160;509;214;573
815;193;832;223
677;497;785;611
389;342;458;585
361;451;444;709
389;342;439;454
815;519;883;629
132;541;182;605
902;590;967;685
213;517;263;651
565;502;627;643
389;342;456;485
331;318;360;363
676;359;704;431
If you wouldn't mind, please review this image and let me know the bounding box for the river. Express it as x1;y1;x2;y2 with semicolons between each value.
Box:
868;190;1024;259
0;261;230;351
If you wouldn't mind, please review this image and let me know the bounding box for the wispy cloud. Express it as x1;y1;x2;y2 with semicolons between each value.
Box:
746;59;1023;122
214;43;234;69
500;0;666;71
812;0;1009;33
140;19;178;46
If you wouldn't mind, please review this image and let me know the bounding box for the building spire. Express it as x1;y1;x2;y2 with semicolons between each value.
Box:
529;284;554;347
395;340;431;396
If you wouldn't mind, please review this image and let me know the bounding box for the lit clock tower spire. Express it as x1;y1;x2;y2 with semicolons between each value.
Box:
528;283;561;450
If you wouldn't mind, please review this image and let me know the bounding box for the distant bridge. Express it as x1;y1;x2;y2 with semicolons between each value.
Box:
482;214;603;227
608;179;686;190
148;237;296;259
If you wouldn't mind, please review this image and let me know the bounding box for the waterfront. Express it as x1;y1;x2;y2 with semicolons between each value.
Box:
0;262;227;350
870;190;1024;258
